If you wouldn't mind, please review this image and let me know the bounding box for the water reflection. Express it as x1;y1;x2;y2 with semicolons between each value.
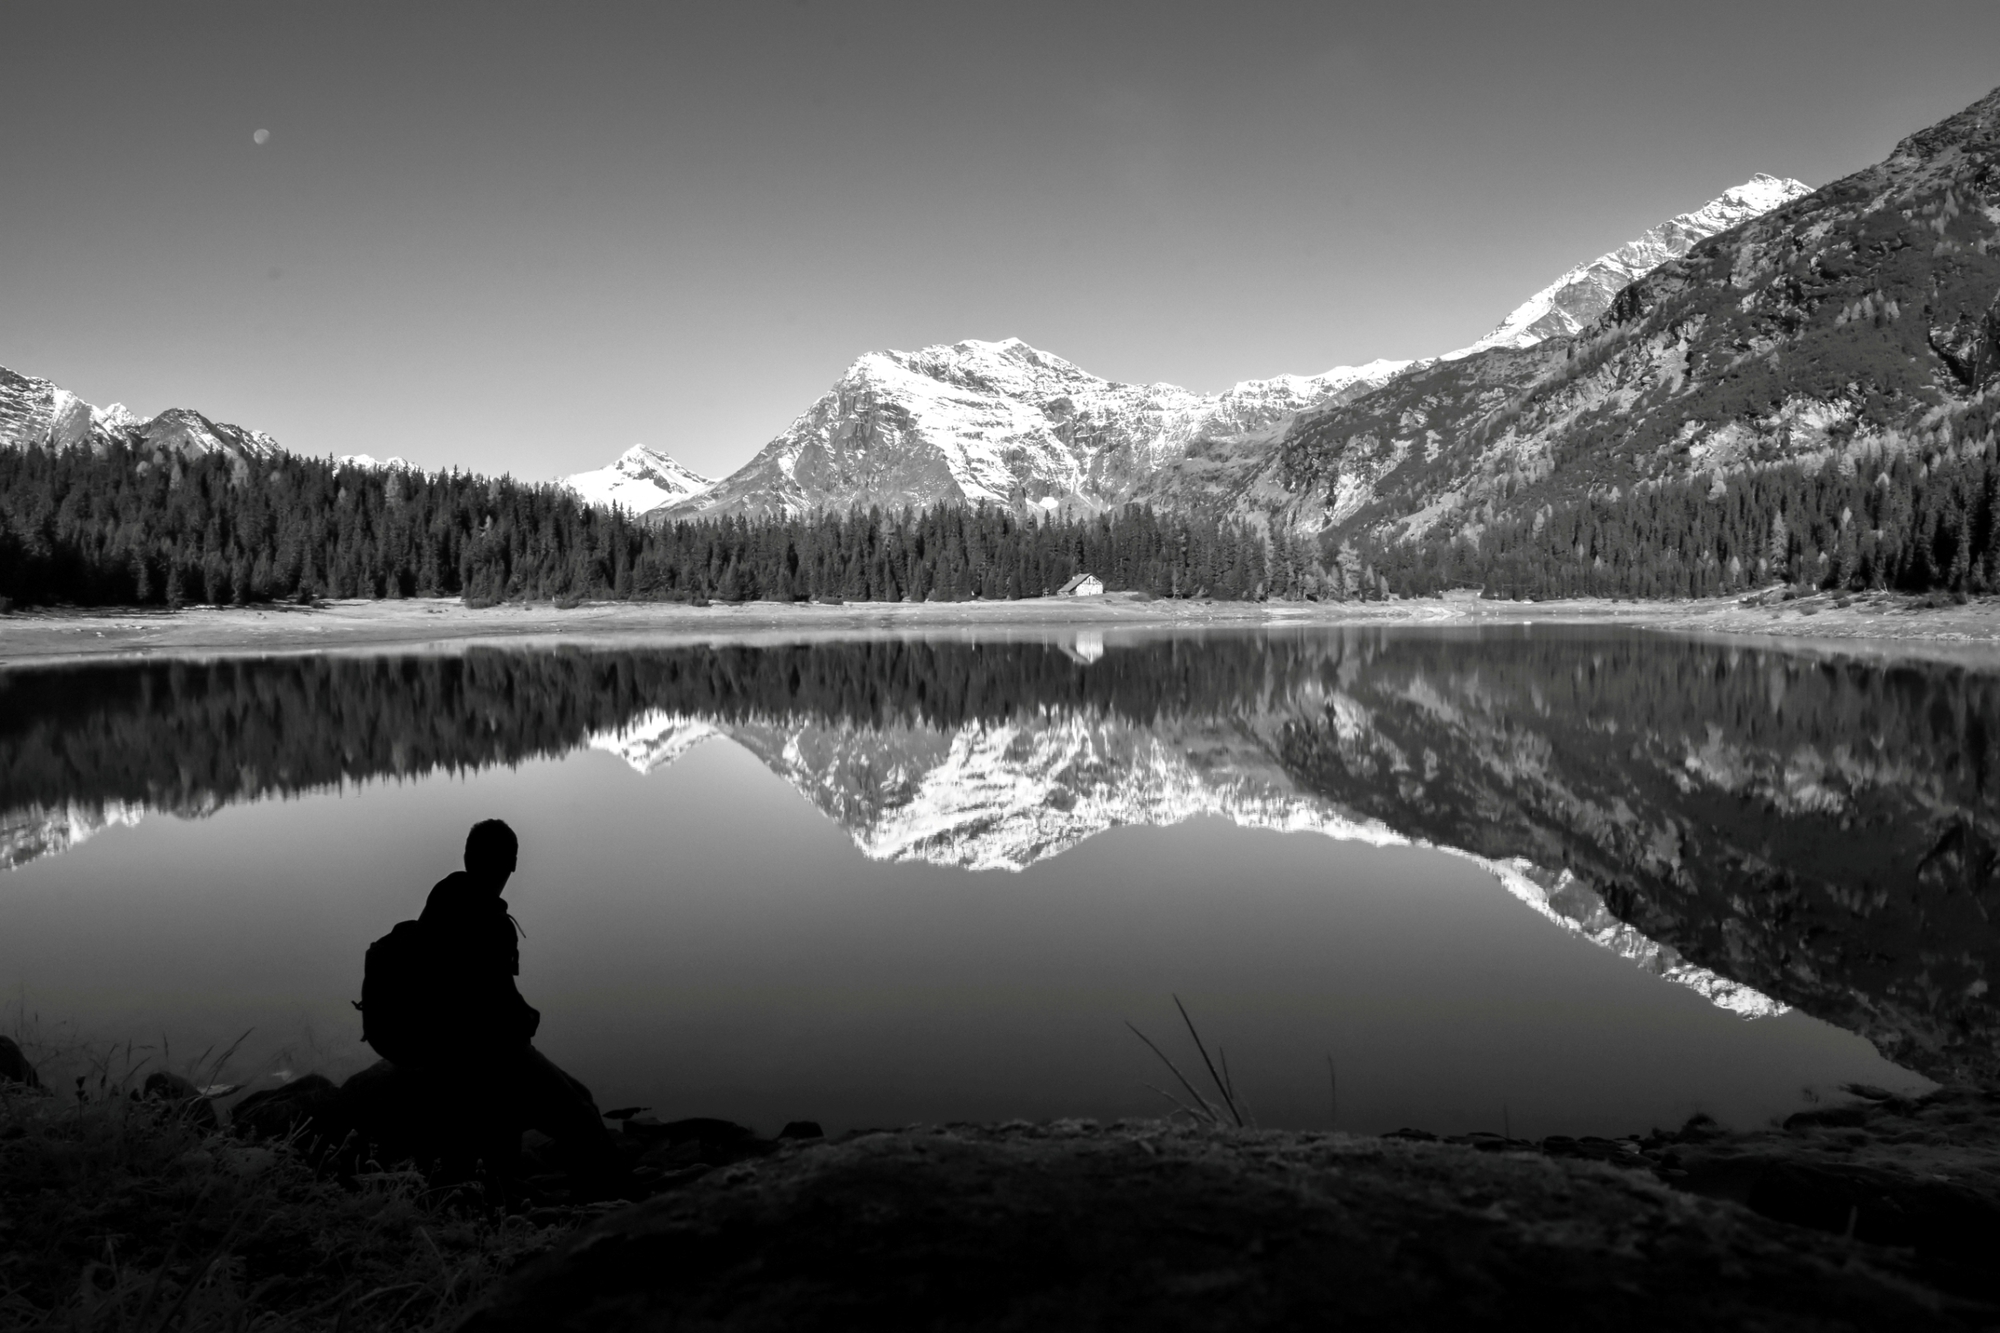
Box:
3;629;1994;1083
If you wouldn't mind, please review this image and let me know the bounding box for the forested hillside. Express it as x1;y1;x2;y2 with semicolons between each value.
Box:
1345;438;2000;599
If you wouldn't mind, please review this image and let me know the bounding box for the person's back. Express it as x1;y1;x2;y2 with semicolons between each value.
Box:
416;824;539;1066
369;819;615;1183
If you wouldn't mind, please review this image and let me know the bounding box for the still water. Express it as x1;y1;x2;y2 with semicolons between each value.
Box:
3;627;1993;1137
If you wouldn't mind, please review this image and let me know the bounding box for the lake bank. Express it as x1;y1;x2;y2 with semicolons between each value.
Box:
465;1098;2000;1330
8;1066;1991;1331
3;589;1998;667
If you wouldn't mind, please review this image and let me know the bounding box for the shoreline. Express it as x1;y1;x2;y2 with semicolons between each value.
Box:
7;1054;1995;1328
3;589;1999;668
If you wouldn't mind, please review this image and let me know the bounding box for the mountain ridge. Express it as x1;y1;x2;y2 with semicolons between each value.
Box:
574;174;1807;523
636;340;1412;523
0;366;281;465
1268;86;2000;566
564;444;713;513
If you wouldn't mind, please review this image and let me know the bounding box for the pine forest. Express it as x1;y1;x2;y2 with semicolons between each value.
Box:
1;436;1995;609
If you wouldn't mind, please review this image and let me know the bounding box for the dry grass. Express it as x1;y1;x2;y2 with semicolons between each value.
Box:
1125;995;1255;1130
0;1037;581;1333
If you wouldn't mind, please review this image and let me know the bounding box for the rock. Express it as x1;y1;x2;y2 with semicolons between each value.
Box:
459;1123;1991;1332
620;1116;752;1145
1657;1085;2000;1301
229;1074;339;1141
0;1035;40;1088
622;1116;777;1168
325;1060;457;1165
143;1070;218;1129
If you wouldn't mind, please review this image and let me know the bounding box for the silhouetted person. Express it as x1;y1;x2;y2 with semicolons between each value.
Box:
379;819;617;1182
419;819;541;1060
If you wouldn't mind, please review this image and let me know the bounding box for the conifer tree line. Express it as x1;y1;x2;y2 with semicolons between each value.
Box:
1343;435;2000;600
1;434;1994;608
0;442;1274;607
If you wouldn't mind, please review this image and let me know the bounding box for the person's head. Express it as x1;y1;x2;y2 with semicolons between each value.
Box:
464;819;518;887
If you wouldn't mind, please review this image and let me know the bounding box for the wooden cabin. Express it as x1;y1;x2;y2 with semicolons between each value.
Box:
1057;573;1105;597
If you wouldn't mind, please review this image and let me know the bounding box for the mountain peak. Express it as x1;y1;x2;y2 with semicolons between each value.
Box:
562;443;713;515
1;367;280;461
1442;173;1811;360
1275;82;2000;564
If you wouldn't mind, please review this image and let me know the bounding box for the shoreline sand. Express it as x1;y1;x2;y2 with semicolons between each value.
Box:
2;589;1998;668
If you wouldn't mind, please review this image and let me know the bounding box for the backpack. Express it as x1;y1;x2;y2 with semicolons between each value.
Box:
354;919;436;1067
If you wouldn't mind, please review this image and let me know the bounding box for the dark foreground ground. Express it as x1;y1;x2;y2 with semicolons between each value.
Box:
461;1092;2000;1333
5;1049;1998;1331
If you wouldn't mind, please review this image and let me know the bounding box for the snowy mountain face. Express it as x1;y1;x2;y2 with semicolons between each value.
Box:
1440;175;1810;360
646;340;1410;522
0;366;280;463
562;445;713;514
630;176;1804;524
1279;84;2000;549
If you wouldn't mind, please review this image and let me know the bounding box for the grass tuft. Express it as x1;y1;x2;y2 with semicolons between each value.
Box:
1125;995;1254;1130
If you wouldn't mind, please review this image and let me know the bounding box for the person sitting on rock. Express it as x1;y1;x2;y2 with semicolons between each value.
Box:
362;818;617;1181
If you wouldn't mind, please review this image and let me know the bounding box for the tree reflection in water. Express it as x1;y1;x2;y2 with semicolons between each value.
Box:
4;628;1993;1082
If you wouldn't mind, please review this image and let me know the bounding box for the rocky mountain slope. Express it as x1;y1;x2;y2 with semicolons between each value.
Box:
1440;174;1808;359
638;342;1410;522
1267;86;2000;549
617;176;1803;524
0;366;280;463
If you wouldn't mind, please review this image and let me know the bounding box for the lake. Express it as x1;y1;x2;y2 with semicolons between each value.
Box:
3;625;1993;1138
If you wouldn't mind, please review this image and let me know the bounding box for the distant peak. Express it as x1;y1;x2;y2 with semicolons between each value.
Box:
562;442;713;513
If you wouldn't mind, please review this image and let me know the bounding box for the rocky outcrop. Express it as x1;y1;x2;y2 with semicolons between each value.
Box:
0;1035;40;1088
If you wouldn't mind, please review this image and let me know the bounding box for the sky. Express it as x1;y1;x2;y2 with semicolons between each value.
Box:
5;1;2000;483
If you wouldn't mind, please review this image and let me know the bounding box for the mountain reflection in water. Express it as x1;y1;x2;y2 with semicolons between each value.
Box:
2;629;1994;1085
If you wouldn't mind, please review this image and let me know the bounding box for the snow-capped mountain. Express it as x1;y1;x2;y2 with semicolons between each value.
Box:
0;366;280;462
1440;174;1810;360
1275;84;2000;552
632;175;1805;523
643;341;1409;521
563;444;713;515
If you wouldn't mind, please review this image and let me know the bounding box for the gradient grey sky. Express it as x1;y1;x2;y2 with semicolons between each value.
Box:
5;1;1999;482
